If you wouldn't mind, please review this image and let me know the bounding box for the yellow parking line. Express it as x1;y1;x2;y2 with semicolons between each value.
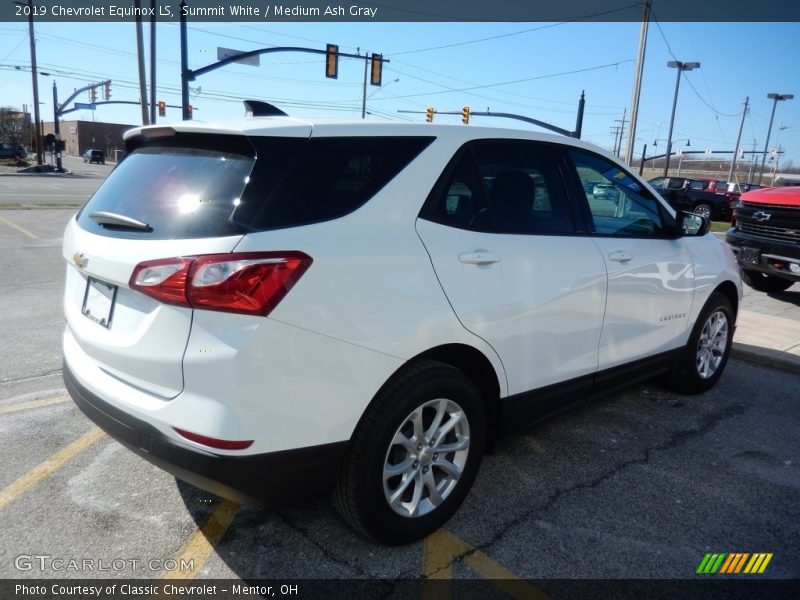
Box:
423;529;551;600
0;214;38;239
0;395;71;415
161;500;240;579
0;427;104;511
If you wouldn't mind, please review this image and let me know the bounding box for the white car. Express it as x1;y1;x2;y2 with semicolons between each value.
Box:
62;108;741;545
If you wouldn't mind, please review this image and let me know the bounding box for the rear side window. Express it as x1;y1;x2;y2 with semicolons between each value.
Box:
247;137;434;230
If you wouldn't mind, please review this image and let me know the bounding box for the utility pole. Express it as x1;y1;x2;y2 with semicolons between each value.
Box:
149;0;156;124
134;0;150;125
624;0;650;166
180;0;190;120
611;125;621;155
24;0;43;165
727;96;748;183
747;139;757;182
614;108;628;157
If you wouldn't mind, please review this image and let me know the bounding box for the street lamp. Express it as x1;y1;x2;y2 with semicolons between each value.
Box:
663;60;700;177
758;93;793;184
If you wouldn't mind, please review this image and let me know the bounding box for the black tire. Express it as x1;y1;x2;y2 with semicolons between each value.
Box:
692;203;713;220
669;292;734;394
741;269;794;293
334;360;486;545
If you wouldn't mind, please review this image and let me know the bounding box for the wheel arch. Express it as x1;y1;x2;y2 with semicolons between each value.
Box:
712;279;739;323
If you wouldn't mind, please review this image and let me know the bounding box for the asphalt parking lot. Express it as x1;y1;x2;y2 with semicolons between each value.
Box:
0;174;799;597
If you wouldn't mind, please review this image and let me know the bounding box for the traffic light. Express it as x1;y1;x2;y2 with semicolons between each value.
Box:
103;82;111;101
325;44;338;79
425;107;435;123
370;53;382;86
158;101;166;117
186;104;193;120
90;87;97;103
462;106;471;125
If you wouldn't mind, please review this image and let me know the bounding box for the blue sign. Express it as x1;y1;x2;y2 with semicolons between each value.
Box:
74;102;97;110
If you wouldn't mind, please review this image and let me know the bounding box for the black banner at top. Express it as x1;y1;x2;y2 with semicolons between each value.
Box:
2;0;799;22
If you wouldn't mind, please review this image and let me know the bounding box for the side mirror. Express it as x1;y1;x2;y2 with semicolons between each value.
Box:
677;211;710;237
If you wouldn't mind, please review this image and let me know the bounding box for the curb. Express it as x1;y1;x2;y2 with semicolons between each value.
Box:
731;342;800;375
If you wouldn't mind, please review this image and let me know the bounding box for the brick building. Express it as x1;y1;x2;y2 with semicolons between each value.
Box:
42;120;136;161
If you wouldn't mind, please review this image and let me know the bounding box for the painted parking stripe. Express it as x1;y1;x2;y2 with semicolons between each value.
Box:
0;395;71;415
0;214;38;239
161;500;240;579
0;427;104;511
423;529;550;600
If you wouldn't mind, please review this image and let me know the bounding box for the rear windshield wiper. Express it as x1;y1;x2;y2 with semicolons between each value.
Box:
89;211;153;232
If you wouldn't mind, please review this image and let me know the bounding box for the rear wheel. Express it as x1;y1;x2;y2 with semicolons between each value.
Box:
669;292;734;394
741;269;794;293
692;203;712;220
334;360;485;545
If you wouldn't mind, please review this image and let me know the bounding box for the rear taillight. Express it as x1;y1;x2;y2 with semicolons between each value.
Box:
130;252;312;316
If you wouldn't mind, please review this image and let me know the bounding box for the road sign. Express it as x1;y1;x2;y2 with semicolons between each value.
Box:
74;102;96;110
217;47;259;66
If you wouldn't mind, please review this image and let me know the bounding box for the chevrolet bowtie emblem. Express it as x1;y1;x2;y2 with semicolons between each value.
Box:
73;252;89;269
752;211;772;222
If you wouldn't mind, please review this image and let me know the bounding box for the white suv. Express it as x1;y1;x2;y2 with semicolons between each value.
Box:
62;112;741;545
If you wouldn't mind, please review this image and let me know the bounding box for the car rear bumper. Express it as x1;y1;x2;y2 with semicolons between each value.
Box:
726;229;800;282
64;360;348;506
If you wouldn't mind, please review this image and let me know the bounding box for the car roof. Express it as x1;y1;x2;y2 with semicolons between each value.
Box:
123;116;613;157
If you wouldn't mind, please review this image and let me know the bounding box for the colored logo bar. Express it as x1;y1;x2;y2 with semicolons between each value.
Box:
697;553;773;574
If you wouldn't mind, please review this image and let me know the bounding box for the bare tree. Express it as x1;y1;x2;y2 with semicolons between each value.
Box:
0;107;32;147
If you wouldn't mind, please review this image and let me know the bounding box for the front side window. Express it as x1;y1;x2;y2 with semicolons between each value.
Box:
421;141;575;235
570;149;671;238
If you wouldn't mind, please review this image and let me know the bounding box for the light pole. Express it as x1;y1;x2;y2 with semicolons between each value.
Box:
758;93;793;184
663;60;700;177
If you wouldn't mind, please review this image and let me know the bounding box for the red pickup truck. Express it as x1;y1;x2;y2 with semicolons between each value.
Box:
726;187;800;292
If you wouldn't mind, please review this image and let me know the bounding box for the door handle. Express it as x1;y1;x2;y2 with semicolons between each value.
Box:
459;251;501;265
608;250;633;263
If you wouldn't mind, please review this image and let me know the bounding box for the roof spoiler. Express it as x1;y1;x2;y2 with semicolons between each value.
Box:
244;100;288;118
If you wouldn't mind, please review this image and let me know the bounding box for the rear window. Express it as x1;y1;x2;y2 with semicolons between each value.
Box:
77;136;257;240
77;134;433;239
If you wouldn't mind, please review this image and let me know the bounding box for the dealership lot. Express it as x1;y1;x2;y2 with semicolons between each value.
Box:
0;200;798;582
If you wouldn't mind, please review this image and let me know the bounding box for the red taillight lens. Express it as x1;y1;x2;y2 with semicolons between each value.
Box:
130;257;193;306
129;252;312;316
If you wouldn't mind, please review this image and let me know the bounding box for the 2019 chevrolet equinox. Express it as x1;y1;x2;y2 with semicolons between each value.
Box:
63;110;742;544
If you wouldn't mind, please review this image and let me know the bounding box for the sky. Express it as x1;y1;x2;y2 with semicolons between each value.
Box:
1;17;799;174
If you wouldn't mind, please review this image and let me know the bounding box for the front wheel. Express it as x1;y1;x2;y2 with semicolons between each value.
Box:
669;292;734;394
741;269;794;293
334;360;485;545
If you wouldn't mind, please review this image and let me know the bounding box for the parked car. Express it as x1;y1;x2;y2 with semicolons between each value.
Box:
63;110;741;545
648;176;733;221
0;142;27;160
726;186;799;292
83;149;105;164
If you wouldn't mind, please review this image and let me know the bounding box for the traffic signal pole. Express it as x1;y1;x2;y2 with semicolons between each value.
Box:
52;81;62;171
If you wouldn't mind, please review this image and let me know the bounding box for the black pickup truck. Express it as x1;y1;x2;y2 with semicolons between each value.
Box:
648;176;732;221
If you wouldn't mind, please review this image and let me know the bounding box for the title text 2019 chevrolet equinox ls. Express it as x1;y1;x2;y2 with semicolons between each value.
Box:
63;112;741;544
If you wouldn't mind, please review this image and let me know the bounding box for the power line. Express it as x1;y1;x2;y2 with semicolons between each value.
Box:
375;60;633;100
386;4;640;56
650;11;739;118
